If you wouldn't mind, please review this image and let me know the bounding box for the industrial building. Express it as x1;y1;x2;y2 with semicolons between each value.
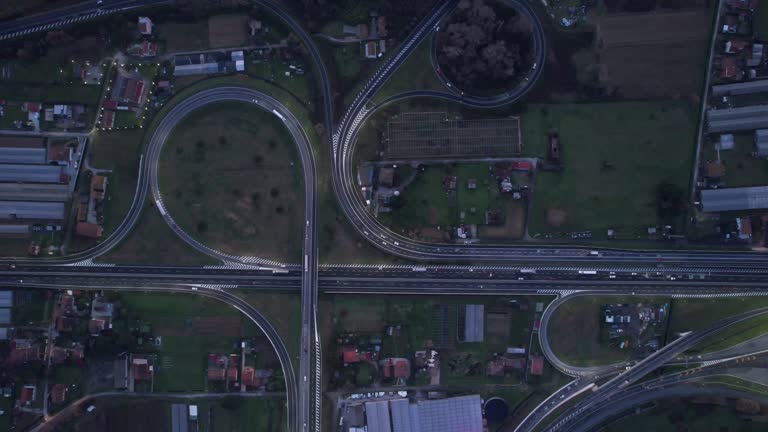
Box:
0;147;46;164
755;129;768;156
707;105;768;132
711;79;768;97
173;51;245;76
0;201;65;221
701;186;768;212
0;183;69;202
356;396;483;432
0;164;65;184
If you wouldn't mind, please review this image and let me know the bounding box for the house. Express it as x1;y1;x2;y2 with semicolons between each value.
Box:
19;385;35;406
342;345;360;364
241;366;255;387
102;110;115;129
486;357;525;376
378;167;394;187
705;161;726;179
364;41;378;59
719;57;741;80
131;356;152;381
381;358;410;382
89;318;105;335
76;222;103;239
227;365;239;383
548;133;561;163
377;16;387;37
208;368;226;381
127;41;158;57
725;39;748;54
738;217;753;240
50;383;67;405
718;134;735;150
22;102;41;113
8;339;41;365
138;17;153;35
55;316;77;332
529;356;544;376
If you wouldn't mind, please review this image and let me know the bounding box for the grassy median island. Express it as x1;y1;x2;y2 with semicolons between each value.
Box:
158;101;304;262
526;101;697;240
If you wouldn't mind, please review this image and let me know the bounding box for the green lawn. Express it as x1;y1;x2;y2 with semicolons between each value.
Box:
96;199;219;266
547;296;665;367
327;295;550;387
197;398;286;432
0;102;26;129
668;297;768;334
603;398;765;432
756;1;768;39
0;83;100;105
89;129;143;235
701;133;768;187
380;163;500;230
119;293;253;392
371;36;447;103
158;101;304;262
526;101;697;239
239;292;302;369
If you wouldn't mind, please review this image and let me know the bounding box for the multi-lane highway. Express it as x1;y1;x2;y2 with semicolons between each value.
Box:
4;0;768;431
0;0;171;42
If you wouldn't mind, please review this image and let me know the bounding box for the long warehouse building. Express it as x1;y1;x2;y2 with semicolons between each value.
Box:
0;201;65;220
701;186;768;212
0;183;69;202
0;164;64;184
711;80;768;97
707;105;768;132
0;147;46;164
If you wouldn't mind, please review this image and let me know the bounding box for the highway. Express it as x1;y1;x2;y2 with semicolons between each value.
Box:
0;0;171;42
539;306;768;432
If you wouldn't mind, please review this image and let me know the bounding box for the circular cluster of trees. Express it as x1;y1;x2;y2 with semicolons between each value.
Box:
435;0;533;96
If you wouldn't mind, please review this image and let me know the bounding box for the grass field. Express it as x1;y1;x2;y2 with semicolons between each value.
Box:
756;1;768;38
160;21;209;52
326;295;550;386
96;199;218;266
526;101;697;239
379;163;502;230
550;295;768;367
240;292;302;368
371;37;447;104
603;397;762;432
701;134;768;187
546;296;662;367
89;129;143;235
119;293;255;392
158;101;303;262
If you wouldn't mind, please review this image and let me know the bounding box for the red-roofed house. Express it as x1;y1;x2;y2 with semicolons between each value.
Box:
89;318;106;335
208;369;226;381
242;366;255;387
130;81;145;104
103;110;115;129
227;366;239;382
76;222;104;239
131;357;152;381
51;384;67;405
530;356;544;376
720;57;741;79
19;385;35;406
23;102;41;113
342;346;360;364
102;100;117;110
55;316;77;332
381;358;410;380
725;39;748;54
